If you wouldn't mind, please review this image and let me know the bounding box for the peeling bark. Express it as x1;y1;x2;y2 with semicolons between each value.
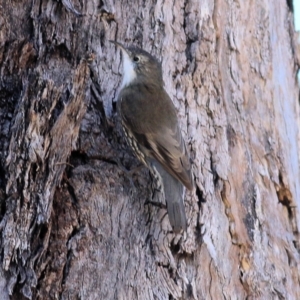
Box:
0;0;300;299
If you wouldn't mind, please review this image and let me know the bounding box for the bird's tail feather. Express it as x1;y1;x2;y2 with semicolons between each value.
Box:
150;160;187;233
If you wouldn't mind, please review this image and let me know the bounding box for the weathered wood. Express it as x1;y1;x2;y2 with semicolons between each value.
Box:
0;0;299;299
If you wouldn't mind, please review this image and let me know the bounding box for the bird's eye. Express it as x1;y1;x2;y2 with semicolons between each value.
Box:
133;56;140;62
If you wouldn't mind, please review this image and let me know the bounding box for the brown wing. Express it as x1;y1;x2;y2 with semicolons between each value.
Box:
144;125;193;190
118;84;194;190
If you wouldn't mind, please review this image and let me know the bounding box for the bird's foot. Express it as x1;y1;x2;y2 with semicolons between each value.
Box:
144;200;166;209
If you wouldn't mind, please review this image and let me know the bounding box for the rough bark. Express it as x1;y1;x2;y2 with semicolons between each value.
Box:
0;0;300;299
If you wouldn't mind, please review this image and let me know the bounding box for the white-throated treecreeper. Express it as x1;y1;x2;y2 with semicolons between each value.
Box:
111;41;194;233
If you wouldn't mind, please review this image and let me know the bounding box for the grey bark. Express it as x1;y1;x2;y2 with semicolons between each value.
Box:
0;0;300;299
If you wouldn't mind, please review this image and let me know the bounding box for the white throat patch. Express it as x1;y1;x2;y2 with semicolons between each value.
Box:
121;50;136;88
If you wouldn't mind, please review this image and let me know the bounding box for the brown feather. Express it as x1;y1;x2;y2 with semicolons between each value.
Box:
118;84;194;191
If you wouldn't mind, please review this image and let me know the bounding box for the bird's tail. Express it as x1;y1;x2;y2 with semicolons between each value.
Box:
150;160;187;233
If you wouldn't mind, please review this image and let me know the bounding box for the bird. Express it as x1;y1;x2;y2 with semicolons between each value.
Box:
110;41;194;233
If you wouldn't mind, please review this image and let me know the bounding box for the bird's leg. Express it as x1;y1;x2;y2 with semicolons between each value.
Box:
145;186;167;209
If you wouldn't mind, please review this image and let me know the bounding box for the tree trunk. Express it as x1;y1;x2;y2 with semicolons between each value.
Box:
0;0;299;299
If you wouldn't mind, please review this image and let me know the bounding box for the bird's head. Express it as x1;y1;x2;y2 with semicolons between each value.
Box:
110;41;163;89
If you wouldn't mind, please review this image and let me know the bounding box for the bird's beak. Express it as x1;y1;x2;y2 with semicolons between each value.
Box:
109;40;133;63
109;40;128;54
